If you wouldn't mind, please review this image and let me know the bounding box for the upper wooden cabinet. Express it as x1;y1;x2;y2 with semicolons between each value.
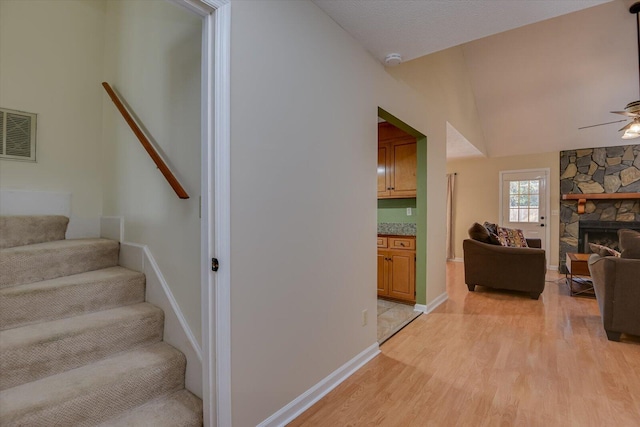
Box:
377;123;416;199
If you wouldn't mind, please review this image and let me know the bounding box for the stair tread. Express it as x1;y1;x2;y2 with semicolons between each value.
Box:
0;266;142;297
0;302;161;348
1;237;118;253
0;266;145;331
0;238;120;288
98;389;203;427
0;302;164;390
0;342;185;423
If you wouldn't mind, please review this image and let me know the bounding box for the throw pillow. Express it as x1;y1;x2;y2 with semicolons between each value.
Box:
618;229;640;259
468;222;491;243
483;221;498;235
496;226;529;248
483;221;501;245
588;243;621;258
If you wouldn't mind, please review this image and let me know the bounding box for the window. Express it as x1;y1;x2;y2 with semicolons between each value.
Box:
508;179;540;223
0;108;37;162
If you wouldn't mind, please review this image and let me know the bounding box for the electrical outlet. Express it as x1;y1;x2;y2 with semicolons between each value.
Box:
362;309;368;326
406;207;412;216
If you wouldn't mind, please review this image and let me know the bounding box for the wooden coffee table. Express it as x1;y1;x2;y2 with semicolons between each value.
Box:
565;253;594;297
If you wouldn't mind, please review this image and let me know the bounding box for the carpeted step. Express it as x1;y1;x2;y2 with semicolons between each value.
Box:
0;303;164;390
98;389;203;427
0;215;69;249
0;342;186;426
0;238;119;288
0;266;145;331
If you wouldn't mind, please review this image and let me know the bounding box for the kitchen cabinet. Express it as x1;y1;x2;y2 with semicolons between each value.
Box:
378;123;417;199
377;236;416;302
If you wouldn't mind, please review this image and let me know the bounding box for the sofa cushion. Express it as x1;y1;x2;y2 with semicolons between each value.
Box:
618;229;640;259
589;243;620;258
468;222;491;243
496;226;529;248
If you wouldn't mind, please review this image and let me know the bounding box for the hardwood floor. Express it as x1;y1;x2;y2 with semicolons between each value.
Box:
289;262;640;426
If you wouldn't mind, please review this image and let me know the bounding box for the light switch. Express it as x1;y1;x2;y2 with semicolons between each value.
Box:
407;208;412;216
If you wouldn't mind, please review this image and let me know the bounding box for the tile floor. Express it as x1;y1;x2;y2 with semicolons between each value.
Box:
377;299;421;344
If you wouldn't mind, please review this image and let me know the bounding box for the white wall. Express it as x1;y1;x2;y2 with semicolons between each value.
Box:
0;0;105;236
100;0;203;343
229;1;446;425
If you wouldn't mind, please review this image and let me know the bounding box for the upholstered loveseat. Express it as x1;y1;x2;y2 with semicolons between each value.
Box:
463;222;547;300
588;229;640;341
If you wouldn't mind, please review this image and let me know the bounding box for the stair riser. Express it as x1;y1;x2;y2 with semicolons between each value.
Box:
2;349;186;427
0;310;164;390
0;273;145;331
0;216;69;249
0;240;119;288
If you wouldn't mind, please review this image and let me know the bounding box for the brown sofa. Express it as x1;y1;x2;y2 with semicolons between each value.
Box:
463;222;546;299
588;229;640;341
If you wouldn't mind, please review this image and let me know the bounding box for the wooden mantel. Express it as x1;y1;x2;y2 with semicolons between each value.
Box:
562;193;640;214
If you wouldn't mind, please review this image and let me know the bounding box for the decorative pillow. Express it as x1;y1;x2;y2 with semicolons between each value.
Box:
468;222;491;243
496;226;529;248
618;229;640;259
589;243;621;258
483;221;501;245
483;221;498;235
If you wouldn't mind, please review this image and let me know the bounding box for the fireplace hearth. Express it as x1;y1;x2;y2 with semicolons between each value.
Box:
578;220;640;253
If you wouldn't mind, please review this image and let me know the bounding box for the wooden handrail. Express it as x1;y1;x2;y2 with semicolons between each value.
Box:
562;192;640;214
102;82;189;199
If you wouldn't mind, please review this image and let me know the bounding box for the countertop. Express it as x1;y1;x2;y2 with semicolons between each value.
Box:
377;222;416;236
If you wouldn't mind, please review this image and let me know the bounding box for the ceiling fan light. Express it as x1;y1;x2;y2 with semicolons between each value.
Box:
622;129;640;139
629;121;640;133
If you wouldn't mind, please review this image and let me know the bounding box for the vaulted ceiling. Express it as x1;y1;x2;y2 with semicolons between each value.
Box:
313;0;639;159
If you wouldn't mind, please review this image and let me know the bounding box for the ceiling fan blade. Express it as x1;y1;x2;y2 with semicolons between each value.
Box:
619;121;634;132
611;110;639;117
578;119;628;130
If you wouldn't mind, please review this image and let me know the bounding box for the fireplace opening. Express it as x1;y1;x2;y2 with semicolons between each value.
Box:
578;220;640;253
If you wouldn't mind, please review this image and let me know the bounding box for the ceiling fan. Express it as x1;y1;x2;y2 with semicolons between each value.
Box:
579;2;640;139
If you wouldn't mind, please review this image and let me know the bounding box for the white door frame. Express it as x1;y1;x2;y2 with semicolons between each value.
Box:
171;0;231;426
498;168;551;267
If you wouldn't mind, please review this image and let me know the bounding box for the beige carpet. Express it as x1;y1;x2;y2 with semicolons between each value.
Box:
377;299;421;344
0;215;202;426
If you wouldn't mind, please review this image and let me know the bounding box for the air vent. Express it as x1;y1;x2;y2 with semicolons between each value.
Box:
0;108;37;162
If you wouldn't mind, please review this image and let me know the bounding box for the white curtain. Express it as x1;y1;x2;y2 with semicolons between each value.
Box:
446;173;456;260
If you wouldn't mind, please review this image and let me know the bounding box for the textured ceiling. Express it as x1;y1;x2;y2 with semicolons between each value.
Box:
314;0;639;159
446;122;483;160
312;0;611;63
461;0;638;157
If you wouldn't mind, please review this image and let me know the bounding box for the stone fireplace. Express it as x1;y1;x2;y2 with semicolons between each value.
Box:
559;144;640;272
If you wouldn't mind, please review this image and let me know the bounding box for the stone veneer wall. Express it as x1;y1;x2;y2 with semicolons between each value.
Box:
559;144;640;272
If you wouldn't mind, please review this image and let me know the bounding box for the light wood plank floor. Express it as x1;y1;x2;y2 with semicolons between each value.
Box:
290;262;640;426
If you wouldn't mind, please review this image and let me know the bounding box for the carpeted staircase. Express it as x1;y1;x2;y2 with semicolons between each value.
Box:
0;215;203;426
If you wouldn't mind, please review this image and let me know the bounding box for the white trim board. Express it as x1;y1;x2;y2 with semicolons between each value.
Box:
168;1;232;425
119;241;203;398
414;291;449;314
257;343;380;427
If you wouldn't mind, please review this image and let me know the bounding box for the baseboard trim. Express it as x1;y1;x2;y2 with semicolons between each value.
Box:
548;265;558;271
448;257;464;263
119;241;203;398
415;292;449;314
257;343;380;427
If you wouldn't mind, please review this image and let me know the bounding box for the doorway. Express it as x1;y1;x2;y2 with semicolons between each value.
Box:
499;169;550;259
376;111;425;343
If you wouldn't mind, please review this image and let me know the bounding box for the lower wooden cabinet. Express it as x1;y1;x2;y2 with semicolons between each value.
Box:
377;236;416;302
